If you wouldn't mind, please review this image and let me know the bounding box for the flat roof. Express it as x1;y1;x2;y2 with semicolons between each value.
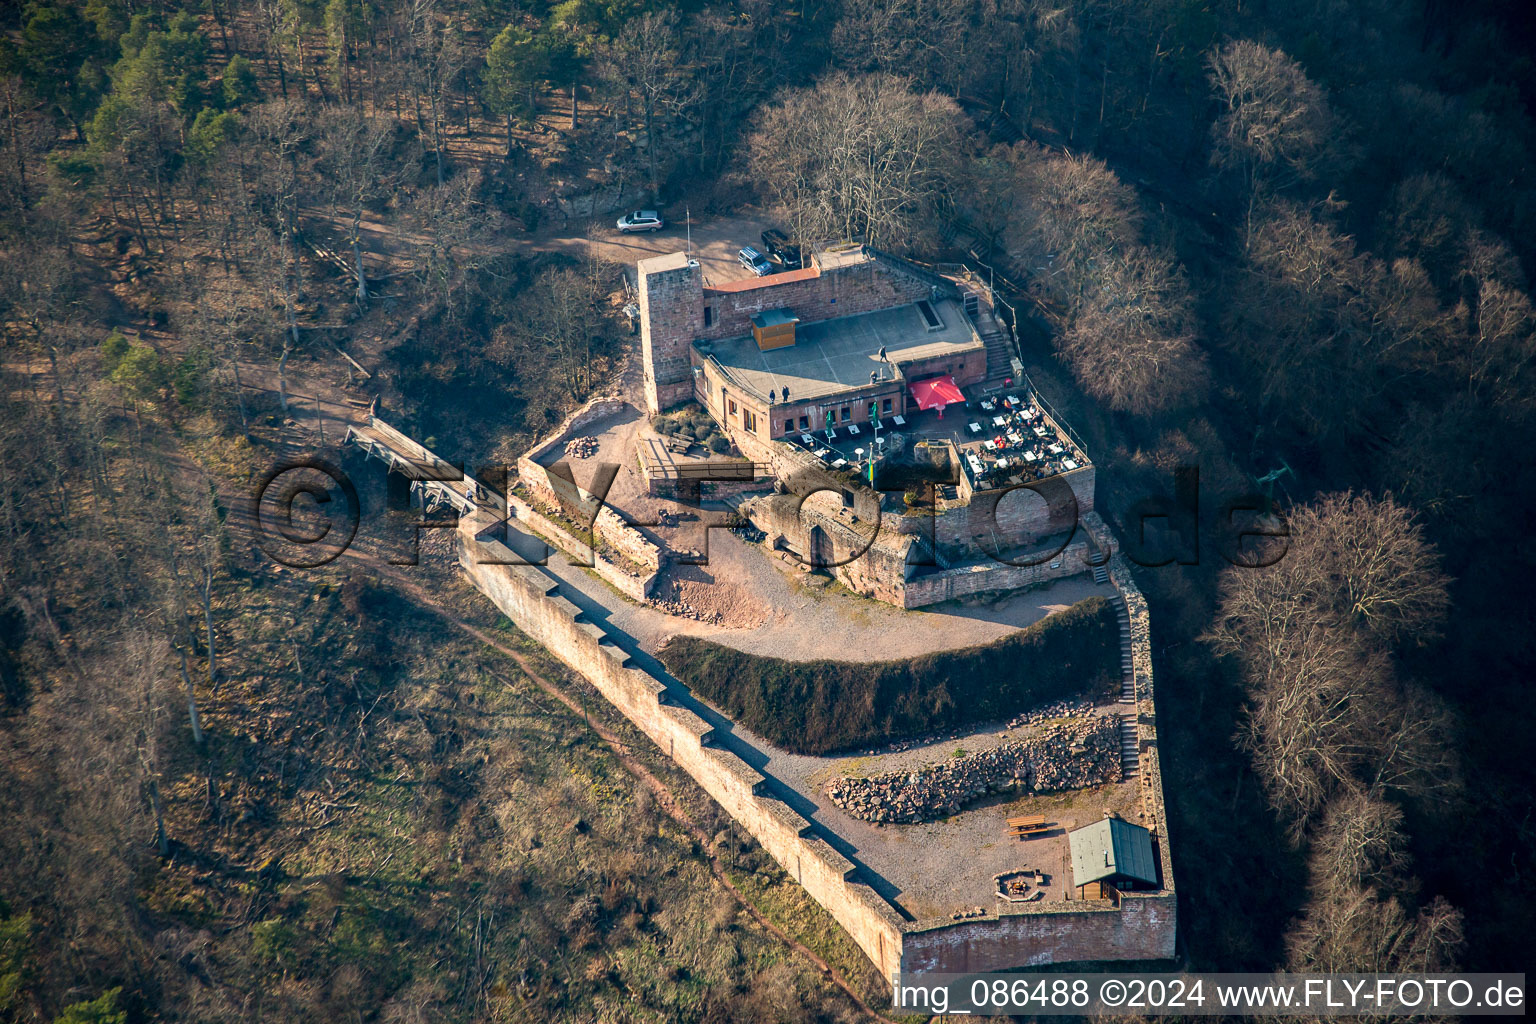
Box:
638;251;693;275
751;308;799;329
1069;818;1158;889
702;298;981;403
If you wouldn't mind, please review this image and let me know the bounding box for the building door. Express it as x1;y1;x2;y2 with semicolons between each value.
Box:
808;524;831;568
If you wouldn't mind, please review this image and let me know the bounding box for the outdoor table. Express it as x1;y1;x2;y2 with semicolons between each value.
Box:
801;433;815;446
968;422;982;434
993;415;1007;427
1007;431;1023;446
832;458;848;469
1063;458;1079;470
847;423;860;435
997;457;1010;470
1023;450;1039;462
815;448;833;460
1033;425;1048;437
1048;442;1064;455
980;400;996;411
1006;394;1021;406
891;415;906;426
983;440;997;451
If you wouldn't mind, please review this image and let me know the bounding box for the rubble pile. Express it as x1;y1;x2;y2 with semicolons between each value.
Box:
564;436;599;459
1005;698;1094;729
826;718;1120;824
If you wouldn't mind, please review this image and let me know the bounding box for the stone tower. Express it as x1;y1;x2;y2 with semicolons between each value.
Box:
638;252;704;415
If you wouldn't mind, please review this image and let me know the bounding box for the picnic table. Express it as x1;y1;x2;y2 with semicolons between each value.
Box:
1006;813;1050;838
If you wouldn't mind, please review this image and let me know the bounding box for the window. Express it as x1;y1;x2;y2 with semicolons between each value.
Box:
703;306;713;328
728;399;737;417
882;398;893;413
784;419;794;433
840;407;850;421
799;415;808;429
743;409;757;432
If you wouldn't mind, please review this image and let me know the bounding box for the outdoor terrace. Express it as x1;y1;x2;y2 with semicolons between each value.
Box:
784;391;1091;493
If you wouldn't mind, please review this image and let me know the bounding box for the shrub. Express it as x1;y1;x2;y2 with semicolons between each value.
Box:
100;329;130;373
661;596;1118;754
708;436;730;453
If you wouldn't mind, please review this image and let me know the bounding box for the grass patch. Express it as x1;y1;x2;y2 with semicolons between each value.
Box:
660;597;1118;755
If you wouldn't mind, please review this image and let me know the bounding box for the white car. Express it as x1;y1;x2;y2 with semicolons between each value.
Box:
616;210;664;233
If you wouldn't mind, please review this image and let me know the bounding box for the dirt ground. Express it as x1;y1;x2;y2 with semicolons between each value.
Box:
539;209;781;289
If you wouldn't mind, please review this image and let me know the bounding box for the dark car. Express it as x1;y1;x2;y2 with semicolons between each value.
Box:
760;228;802;270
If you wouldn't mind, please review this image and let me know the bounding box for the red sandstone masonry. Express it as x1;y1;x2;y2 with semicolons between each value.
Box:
458;510;908;977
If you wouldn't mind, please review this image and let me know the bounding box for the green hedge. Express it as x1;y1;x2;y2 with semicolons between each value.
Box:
660;596;1119;755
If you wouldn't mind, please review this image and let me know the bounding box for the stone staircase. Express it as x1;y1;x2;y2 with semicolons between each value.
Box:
1119;716;1140;781
980;326;1016;382
1111;592;1141;780
1092;563;1109;585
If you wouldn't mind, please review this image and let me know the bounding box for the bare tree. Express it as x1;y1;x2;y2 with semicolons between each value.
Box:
317;107;397;308
1307;792;1414;898
609;10;691;203
1286;886;1464;973
749;73;966;252
1057;247;1208;414
1207;492;1454;830
1207;40;1340;247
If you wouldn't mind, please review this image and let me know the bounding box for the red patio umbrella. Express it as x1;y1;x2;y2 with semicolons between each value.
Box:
908;375;965;417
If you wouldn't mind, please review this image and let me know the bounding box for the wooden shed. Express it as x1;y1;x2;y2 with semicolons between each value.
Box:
751;308;799;350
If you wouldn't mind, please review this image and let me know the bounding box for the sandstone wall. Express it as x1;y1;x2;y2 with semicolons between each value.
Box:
516;400;665;579
496;491;658;602
900;892;1177;973
900;535;1100;609
698;259;939;342
458;514;907;977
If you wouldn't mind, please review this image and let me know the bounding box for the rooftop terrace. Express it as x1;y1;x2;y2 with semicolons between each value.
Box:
700;297;982;403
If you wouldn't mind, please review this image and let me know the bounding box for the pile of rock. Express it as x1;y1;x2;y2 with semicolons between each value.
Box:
1005;698;1094;730
826;718;1120;824
564;436;599;459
